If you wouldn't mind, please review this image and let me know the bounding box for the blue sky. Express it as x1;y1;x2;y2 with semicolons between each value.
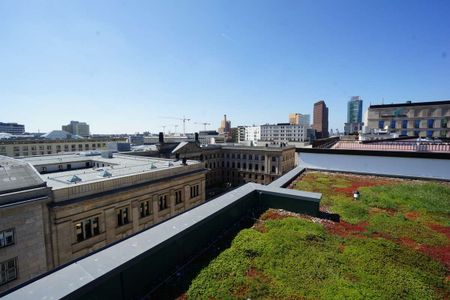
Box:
1;0;450;134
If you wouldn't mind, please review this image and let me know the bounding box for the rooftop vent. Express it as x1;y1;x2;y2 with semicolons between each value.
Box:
68;175;82;183
168;162;174;167
150;163;157;169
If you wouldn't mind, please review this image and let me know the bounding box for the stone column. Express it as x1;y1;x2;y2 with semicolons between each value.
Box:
131;200;140;231
170;189;176;216
104;207;116;244
152;195;159;223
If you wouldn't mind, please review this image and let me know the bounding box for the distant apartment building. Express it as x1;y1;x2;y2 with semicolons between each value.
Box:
62;121;90;138
0;153;206;292
367;100;450;138
244;126;261;142
289;113;310;127
261;123;307;143
0;122;25;135
313;100;329;138
0;137;127;157
236;126;246;143
344;96;364;134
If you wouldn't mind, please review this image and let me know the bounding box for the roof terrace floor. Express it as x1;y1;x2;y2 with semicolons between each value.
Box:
152;170;450;299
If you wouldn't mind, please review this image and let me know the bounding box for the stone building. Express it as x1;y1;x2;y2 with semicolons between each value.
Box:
0;156;52;292
367;100;450;138
123;139;297;188
0;137;127;157
0;153;206;292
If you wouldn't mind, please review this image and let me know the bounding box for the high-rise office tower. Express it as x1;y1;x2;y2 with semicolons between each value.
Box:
289;113;311;127
345;96;364;134
313;101;329;138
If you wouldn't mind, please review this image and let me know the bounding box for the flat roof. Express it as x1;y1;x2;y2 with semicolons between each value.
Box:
20;154;199;189
369;100;450;109
0;156;45;194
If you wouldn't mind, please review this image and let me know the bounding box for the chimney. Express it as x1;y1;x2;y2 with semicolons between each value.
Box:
159;132;164;144
195;132;199;143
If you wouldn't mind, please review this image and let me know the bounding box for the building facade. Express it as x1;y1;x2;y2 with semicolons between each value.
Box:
289;113;310;127
344;96;364;134
313;100;329;139
62;121;90;138
367;100;450;138
0;156;52;292
0;123;25;135
261;123;307;143
0;138;127;157
0;153;206;292
124;139;297;188
243;126;261;143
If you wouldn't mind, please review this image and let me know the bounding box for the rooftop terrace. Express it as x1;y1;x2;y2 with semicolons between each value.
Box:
185;170;450;299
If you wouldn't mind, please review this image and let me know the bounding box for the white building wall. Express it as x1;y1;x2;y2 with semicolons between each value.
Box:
244;126;261;142
261;124;306;143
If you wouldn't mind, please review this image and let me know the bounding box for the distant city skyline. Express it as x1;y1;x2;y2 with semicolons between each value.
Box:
1;1;450;134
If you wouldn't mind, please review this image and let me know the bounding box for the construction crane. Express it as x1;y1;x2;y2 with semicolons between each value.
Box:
194;122;211;131
160;116;190;136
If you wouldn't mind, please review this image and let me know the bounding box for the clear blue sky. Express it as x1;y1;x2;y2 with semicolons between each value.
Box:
1;0;450;134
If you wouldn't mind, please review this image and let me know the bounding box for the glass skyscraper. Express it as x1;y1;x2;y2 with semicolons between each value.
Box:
344;96;364;134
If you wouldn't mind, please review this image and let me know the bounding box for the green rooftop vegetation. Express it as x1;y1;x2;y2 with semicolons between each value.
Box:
187;171;450;299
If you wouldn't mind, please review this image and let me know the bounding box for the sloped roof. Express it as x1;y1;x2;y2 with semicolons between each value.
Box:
42;130;83;140
0;156;45;194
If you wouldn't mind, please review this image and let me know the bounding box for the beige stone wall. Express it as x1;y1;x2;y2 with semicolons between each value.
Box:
0;139;127;157
0;199;51;293
49;171;206;266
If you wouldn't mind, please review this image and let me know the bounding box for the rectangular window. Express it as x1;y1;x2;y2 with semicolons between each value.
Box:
390;120;396;129
401;130;407;136
255;164;259;171
75;217;100;242
140;201;151;218
271;166;276;173
414;120;420;129
0;257;17;285
117;207;129;227
190;185;200;198
428;119;434;129
0;229;14;248
442;118;448;128
402;120;408;129
158;195;168;211
175;190;183;204
427;130;433;137
378;120;384;129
